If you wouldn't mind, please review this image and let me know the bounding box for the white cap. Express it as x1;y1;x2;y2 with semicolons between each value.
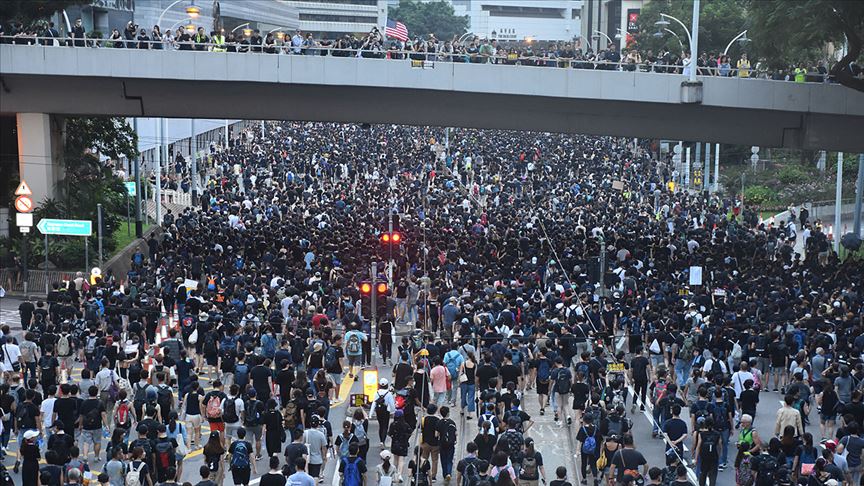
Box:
379;378;389;387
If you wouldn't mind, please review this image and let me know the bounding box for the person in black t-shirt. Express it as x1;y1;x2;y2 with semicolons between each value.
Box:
419;404;441;481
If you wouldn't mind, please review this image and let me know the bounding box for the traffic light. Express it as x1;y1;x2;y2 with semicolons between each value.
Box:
380;232;402;245
359;281;373;295
376;282;388;295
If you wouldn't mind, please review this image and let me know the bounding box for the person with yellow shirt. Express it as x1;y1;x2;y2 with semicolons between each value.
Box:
794;63;807;83
736;53;751;78
211;30;226;52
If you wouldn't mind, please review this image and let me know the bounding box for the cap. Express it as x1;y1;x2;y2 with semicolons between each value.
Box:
419;349;429;356
379;378;389;387
825;440;837;451
313;342;323;351
23;430;39;440
380;450;392;460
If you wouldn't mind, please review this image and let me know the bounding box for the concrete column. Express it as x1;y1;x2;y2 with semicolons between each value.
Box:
16;113;64;204
835;152;843;253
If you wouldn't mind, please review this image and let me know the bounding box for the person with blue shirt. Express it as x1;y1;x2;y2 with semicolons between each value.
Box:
344;324;368;379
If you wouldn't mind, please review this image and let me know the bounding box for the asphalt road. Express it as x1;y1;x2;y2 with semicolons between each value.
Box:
0;298;812;486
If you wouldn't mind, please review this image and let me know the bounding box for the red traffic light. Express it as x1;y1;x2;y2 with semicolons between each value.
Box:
376;282;388;294
360;282;372;295
381;232;401;244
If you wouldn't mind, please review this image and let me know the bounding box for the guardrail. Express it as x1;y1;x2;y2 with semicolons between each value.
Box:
2;35;835;82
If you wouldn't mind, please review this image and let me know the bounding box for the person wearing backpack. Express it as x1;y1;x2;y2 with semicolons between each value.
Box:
126;446;152;486
153;425;177;483
535;349;553;416
228;427;256;486
576;413;600;486
202;381;228;446
242;389;264;461
708;388;733;471
373;379;396;444
325;336;346;388
339;442;367;486
456;442;482;486
693;417;720;486
154;373;174;425
112;389;134;440
518;438;546;486
79;385;107;464
551;357;572;425
234;354;251;391
344;325;368;380
222;384;245;444
436;406;458;481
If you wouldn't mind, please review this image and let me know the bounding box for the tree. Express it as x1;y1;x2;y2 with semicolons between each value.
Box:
634;0;749;59
747;0;864;92
0;0;88;29
388;0;468;41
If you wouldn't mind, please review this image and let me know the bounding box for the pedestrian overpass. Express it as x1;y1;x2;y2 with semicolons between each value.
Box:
2;44;864;202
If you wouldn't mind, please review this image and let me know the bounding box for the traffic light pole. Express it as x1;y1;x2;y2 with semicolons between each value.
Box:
387;211;394;290
370;262;377;360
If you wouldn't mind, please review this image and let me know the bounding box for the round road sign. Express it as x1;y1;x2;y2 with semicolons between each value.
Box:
14;195;34;213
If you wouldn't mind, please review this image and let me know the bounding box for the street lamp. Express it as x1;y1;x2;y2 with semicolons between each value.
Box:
654;28;685;52
656;5;701;83
157;0;202;28
168;18;195;31
593;30;614;46
458;32;475;43
723;30;750;56
229;23;250;34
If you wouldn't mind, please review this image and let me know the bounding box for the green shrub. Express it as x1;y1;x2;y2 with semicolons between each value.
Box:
743;185;776;206
776;164;810;184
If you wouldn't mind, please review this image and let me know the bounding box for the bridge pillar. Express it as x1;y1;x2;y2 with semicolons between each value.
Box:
16;113;64;204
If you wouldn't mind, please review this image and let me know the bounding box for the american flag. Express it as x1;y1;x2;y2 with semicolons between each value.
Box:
385;19;408;42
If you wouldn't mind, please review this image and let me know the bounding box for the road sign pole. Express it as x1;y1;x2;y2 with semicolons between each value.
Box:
97;203;103;267
22;231;28;297
85;237;89;271
44;234;49;294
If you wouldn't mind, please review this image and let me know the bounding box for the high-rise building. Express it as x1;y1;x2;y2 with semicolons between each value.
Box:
451;0;583;42
581;0;650;53
278;0;388;38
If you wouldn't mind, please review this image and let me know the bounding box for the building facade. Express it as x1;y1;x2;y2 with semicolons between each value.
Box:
133;0;300;37
451;0;583;43
279;0;388;38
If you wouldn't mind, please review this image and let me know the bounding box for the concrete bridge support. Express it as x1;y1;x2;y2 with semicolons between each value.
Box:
16;113;64;204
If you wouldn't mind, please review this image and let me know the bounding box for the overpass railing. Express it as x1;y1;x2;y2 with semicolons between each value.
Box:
2;35;831;82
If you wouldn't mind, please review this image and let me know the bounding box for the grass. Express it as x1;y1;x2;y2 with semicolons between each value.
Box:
112;221;151;254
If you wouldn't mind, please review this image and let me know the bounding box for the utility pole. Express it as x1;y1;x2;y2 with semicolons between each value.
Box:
97;203;103;266
713;143;720;192
156;118;164;225
191;119;198;205
703;142;710;194
854;153;863;237
134;117;143;238
835;152;844;253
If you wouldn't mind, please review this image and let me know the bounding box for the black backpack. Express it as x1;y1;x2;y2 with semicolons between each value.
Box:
699;430;719;459
709;359;723;377
461;458;481;486
223;396;239;423
156;385;173;418
555;368;572;394
243;399;262;426
442;419;457;445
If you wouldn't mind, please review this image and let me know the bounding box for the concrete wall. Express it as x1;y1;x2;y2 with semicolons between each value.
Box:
2;45;864;151
16;113;64;205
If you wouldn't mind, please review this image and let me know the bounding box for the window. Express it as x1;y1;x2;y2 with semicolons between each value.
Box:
299;13;378;23
481;5;564;19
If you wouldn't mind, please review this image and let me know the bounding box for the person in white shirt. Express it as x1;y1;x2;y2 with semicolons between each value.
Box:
702;350;729;377
731;361;755;399
40;386;57;436
1;337;22;375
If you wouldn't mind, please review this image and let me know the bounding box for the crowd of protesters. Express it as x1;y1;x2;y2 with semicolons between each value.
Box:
0;119;862;486
3;18;858;84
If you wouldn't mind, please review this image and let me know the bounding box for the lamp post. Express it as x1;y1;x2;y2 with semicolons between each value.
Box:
230;22;250;34
656;6;701;82
157;0;201;28
593;30;614;47
457;32;475;44
654;28;685;52
723;30;750;56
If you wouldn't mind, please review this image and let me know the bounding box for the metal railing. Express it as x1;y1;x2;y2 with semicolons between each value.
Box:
2;35;836;82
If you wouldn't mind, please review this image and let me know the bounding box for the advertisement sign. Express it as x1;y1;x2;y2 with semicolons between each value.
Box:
626;9;640;47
